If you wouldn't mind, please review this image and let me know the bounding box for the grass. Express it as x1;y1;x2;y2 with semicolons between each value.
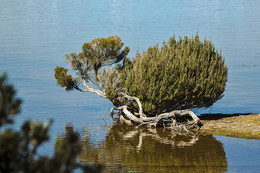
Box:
194;113;260;140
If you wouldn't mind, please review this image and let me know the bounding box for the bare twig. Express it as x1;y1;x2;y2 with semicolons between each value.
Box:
103;100;110;119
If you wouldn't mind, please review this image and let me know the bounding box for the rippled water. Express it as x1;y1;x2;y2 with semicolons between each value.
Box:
0;0;260;172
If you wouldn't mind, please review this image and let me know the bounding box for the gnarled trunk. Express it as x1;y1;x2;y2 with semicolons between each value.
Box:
110;93;203;131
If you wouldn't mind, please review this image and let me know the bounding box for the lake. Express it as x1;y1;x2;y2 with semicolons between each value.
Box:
0;0;260;172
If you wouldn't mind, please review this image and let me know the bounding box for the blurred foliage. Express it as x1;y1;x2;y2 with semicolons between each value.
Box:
0;73;22;126
0;73;102;173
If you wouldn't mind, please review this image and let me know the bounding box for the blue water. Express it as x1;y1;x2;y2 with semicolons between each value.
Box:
1;0;260;172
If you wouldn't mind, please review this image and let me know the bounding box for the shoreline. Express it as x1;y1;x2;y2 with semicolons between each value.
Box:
195;113;260;140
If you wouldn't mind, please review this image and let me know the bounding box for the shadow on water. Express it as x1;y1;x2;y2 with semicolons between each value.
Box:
67;123;229;173
199;113;254;120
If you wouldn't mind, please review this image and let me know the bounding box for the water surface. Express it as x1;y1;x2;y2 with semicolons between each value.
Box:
78;124;229;173
0;0;260;172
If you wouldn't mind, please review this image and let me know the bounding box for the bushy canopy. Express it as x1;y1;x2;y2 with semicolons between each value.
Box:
107;34;228;114
54;36;129;92
55;35;228;116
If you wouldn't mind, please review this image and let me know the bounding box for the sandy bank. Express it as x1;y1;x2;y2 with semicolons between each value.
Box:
196;113;260;140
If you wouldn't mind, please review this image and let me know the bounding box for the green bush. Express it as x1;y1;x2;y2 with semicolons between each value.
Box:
55;34;228;116
119;34;228;114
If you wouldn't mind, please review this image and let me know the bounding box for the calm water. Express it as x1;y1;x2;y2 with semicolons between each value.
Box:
75;124;259;173
0;0;260;172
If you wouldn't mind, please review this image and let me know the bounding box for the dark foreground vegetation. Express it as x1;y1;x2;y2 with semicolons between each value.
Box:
0;73;102;173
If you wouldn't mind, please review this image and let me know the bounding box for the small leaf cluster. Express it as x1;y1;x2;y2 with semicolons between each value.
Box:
54;67;76;91
121;34;228;114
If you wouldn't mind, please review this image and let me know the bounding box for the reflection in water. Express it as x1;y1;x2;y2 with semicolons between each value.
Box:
79;123;227;173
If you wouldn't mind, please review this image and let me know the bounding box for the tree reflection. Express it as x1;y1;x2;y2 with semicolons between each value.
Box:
56;124;227;172
58;123;228;173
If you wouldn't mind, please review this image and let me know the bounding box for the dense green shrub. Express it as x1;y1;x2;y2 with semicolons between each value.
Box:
119;34;228;114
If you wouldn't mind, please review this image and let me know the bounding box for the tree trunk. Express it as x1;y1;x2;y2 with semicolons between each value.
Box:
110;93;203;131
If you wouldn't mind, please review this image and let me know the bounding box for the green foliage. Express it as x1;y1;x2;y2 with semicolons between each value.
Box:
54;36;130;92
0;120;52;173
100;68;125;106
54;34;228;115
54;66;76;91
80;35;130;76
0;73;101;173
0;73;22;126
120;34;228;114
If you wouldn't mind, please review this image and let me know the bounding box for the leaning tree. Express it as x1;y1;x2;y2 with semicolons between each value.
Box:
54;35;228;131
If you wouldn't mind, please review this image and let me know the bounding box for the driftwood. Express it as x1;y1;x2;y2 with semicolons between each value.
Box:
111;93;203;131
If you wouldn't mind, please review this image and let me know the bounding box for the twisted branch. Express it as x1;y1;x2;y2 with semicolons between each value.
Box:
110;93;203;131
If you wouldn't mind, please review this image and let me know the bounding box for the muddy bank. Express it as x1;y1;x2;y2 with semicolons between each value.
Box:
196;113;260;140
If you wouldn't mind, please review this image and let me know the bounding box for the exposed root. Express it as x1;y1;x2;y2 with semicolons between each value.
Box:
110;93;203;132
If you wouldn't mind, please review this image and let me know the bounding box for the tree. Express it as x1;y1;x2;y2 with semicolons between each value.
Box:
0;73;102;173
54;34;228;131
